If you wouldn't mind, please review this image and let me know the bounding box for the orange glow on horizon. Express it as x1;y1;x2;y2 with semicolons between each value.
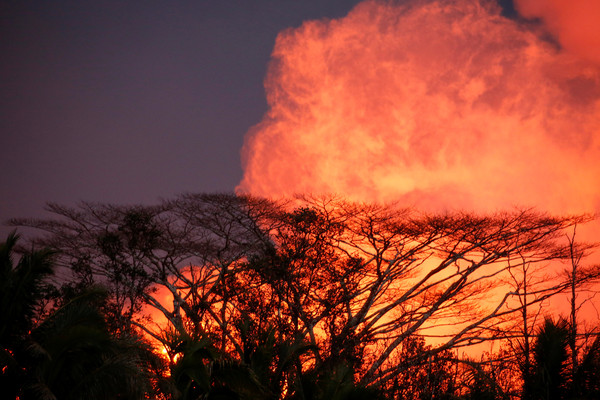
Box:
235;0;600;338
140;0;599;365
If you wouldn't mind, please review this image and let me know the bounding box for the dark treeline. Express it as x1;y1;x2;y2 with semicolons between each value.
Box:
2;193;600;399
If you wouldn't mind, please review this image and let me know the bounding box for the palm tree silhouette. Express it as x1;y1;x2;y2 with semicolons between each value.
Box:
0;232;55;398
1;234;160;399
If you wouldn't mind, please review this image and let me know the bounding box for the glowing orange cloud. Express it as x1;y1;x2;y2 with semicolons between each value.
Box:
515;0;600;66
237;0;600;215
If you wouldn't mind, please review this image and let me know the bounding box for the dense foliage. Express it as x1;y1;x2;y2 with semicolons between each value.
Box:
3;193;600;399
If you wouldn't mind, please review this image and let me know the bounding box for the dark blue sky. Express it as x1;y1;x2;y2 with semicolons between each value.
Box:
1;0;515;237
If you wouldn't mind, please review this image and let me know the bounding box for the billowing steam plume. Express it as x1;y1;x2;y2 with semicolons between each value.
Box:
515;0;600;65
237;0;600;214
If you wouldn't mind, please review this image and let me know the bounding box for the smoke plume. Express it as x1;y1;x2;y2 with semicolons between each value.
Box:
514;0;600;66
237;0;600;214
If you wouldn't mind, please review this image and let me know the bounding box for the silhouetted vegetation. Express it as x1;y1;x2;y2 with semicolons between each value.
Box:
3;194;600;399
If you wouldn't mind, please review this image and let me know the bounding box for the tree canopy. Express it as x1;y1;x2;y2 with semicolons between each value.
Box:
6;193;600;399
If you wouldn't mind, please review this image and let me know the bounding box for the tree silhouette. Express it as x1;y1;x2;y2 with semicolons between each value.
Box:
523;318;570;400
0;234;161;399
573;333;600;398
25;288;161;400
10;193;597;398
0;233;55;398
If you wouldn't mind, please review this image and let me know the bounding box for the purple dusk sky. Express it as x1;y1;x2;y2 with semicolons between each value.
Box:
1;0;516;239
1;0;365;237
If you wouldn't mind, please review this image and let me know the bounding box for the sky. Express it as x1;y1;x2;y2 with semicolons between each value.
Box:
1;0;364;236
2;0;599;240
